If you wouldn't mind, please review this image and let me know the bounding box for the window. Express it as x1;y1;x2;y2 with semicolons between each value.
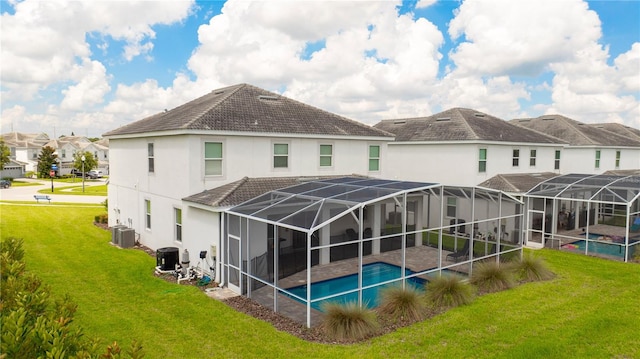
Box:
148;143;154;173
205;142;223;176
478;148;487;173
175;208;182;242
615;150;621;168
530;149;537;166
61;149;66;158
368;145;380;171
94;151;98;159
512;149;520;167
273;143;288;168
32;151;37;159
319;144;332;167
595;149;601;169
554;150;561;170
447;197;457;218
145;200;151;230
104;152;108;159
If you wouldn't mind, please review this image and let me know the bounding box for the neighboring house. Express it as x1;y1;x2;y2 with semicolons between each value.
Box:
374;108;563;187
103;83;394;274
591;123;640;141
511;115;640;174
0;159;27;179
43;139;79;175
1;132;50;173
479;172;558;199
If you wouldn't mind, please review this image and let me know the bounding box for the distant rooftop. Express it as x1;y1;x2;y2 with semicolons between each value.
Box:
374;108;559;143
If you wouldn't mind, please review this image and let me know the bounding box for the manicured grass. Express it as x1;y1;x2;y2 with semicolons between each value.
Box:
37;184;107;196
1;205;639;358
8;180;42;187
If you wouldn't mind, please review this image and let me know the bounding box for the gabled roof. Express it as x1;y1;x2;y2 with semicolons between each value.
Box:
104;84;393;138
182;175;365;208
590;123;640;141
511;115;640;147
374;108;559;143
479;172;558;194
1;132;50;147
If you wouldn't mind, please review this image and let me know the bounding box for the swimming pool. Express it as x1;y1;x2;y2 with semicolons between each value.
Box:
565;240;625;258
285;262;427;311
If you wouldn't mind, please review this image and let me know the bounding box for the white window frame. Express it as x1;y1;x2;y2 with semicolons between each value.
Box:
512;148;520;167
615;150;621;168
319;144;333;168
554;150;561;170
273;142;289;169
595;149;601;169
479;148;487;173
148;143;154;173
368;145;380;172
530;149;537;167
174;207;182;242
204;141;223;176
145;199;151;230
446;197;457;218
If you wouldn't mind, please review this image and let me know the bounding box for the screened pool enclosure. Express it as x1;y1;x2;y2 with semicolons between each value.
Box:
525;174;640;262
224;177;524;327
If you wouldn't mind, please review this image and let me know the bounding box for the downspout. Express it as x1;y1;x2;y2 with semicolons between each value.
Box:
217;212;225;287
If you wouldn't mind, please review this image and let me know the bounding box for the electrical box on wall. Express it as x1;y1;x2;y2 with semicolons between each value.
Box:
210;245;217;261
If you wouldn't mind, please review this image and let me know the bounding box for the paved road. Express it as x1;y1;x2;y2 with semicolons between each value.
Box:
0;178;107;204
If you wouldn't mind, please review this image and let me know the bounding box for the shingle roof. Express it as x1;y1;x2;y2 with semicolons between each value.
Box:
478;172;558;193
374;108;558;143
590;123;640;141
183;175;365;208
103;84;392;138
603;169;640;176
510;115;640;147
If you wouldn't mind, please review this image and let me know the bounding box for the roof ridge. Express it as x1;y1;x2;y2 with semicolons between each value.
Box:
214;176;250;206
455;108;481;140
559;116;598;145
499;174;520;192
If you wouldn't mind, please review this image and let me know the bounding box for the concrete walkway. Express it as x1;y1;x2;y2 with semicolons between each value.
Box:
0;178;107;204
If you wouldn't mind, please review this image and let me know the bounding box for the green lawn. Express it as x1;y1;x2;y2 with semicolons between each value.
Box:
37;184;108;196
1;204;639;358
9;180;42;187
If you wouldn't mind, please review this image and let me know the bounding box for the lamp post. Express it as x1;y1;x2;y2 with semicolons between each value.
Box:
81;155;85;193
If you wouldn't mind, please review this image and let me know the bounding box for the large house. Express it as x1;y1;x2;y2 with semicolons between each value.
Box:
1;132;50;174
103;83;394;273
374;108;564;186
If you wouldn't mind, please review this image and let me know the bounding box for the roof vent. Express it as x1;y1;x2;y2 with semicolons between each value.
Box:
474;113;485;118
542;118;554;121
213;90;225;94
258;95;279;101
519;119;530;122
393;120;406;124
436;117;451;122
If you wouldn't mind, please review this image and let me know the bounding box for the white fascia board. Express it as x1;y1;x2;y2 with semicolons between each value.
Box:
388;140;564;147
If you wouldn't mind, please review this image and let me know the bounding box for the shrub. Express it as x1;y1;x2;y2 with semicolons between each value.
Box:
25;171;34;178
321;301;379;341
95;213;108;224
470;261;515;293
424;274;475;308
0;237;145;358
378;285;425;322
511;253;555;282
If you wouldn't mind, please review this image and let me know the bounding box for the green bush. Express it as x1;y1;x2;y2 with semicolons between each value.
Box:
470;261;516;293
510;253;555;282
378;285;425;322
94;213;108;224
0;237;145;358
424;275;475;308
321;301;379;341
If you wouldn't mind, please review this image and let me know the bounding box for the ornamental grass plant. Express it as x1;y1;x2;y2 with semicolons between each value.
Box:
377;285;425;322
321;301;379;341
470;261;516;293
424;274;475;308
511;253;555;282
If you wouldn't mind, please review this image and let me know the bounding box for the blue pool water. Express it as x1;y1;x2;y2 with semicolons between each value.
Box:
285;262;427;311
567;240;625;258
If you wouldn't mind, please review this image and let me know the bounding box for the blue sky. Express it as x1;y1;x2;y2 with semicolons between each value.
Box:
1;0;638;137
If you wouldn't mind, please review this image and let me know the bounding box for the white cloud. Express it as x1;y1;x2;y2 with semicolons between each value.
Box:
61;59;111;111
415;0;437;10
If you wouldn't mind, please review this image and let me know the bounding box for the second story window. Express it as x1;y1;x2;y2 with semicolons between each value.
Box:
205;142;223;176
61;149;66;159
273;143;288;168
595;149;601;169
148;143;154;173
479;148;487;173
530;149;537;166
554;150;561;170
512;149;520;167
615;150;621;168
320;144;332;167
369;145;380;171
